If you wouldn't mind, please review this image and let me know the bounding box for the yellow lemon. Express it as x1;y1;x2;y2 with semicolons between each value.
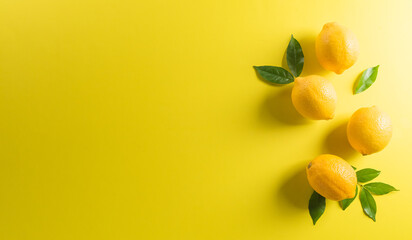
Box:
316;22;359;74
306;154;357;201
291;75;337;120
347;106;392;155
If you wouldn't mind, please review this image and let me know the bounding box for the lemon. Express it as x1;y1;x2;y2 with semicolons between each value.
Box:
291;75;337;120
306;154;357;201
347;106;392;155
316;22;359;74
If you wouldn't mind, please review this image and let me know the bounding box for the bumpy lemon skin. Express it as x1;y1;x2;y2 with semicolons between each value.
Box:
291;75;337;120
316;22;359;74
306;154;357;201
347;106;392;155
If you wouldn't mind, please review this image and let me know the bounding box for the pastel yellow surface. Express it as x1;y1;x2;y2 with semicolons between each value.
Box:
0;0;411;239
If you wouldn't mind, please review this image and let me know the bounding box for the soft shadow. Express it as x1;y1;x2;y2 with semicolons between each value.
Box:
298;35;329;76
277;166;312;209
324;121;359;160
259;86;310;125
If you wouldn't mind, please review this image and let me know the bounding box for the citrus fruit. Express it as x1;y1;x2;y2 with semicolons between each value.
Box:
347;106;392;155
291;75;337;120
306;154;357;201
316;22;360;74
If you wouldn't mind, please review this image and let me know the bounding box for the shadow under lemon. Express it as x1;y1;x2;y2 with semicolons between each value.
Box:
324;121;359;161
277;165;312;209
259;85;310;126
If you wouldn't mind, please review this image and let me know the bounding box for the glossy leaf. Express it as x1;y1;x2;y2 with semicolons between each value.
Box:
351;165;357;170
354;65;379;94
254;66;294;84
286;35;304;77
364;182;399;195
308;191;326;225
360;188;377;221
356;168;381;182
340;185;358;210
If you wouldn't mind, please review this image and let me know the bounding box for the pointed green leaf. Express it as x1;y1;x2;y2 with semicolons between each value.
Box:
340;185;358;210
364;182;399;195
308;191;326;225
286;35;304;77
360;188;377;221
356;168;381;182
254;66;294;85
354;65;379;94
351;165;357;170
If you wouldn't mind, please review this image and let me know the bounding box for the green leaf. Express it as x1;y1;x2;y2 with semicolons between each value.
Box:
354;65;379;94
254;66;294;85
360;188;377;221
308;191;326;225
364;182;399;195
340;185;358;210
351;165;357;170
286;35;304;77
356;168;381;182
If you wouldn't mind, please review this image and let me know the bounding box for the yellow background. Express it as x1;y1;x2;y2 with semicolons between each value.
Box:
0;0;411;239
